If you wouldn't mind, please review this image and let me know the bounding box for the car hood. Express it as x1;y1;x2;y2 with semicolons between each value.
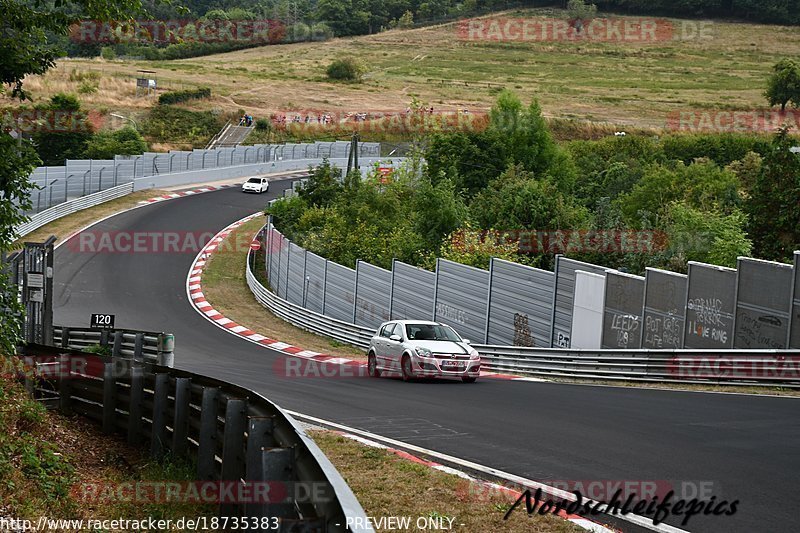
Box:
407;340;472;354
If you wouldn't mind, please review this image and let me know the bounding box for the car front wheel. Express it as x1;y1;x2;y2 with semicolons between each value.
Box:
368;353;381;378
401;355;414;382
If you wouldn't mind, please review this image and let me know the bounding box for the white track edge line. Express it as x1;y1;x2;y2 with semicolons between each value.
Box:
285;410;690;533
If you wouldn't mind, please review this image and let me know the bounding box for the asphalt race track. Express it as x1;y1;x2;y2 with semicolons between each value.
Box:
53;179;800;533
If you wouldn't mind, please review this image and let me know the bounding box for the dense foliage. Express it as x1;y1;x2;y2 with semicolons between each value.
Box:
270;90;799;279
1;0;145;353
55;0;800;60
326;58;365;82
157;87;212;106
83;127;148;159
141;105;224;147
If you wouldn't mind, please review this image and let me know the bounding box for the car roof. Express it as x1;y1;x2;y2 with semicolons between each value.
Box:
387;320;441;325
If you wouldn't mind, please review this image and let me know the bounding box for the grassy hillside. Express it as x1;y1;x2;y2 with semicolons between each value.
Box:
13;8;800;133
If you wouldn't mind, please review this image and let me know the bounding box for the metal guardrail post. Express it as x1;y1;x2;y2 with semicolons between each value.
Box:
23;357;34;396
353;260;360;323
58;354;72;414
197;387;220;480
157;333;175;366
134;332;144;360
484;257;495;344
245;417;276;517
261;448;295;518
102;361;116;434
172;378;191;456
112;330;123;358
221;397;248;516
221;398;247;480
61;327;70;349
127;364;144;446
150;373;170;459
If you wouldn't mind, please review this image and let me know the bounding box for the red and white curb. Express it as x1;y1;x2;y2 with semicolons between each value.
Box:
139;184;239;204
322;430;618;533
186;213;548;382
186;213;364;368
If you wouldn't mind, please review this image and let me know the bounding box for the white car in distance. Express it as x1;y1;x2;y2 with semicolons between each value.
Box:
242;177;270;193
368;320;481;383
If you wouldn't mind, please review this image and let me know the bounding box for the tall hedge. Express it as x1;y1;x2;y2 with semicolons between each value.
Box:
157;87;211;106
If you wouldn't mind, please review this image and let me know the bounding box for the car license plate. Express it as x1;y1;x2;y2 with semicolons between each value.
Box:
442;361;464;369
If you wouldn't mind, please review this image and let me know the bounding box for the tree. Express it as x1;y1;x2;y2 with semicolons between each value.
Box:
297;159;343;207
83;127;148;159
487;91;577;192
412;177;467;253
765;59;800;112
659;202;752;271
566;0;598;32
396;10;414;28
1;0;145;355
471;164;590;235
616;159;740;226
745;128;800;261
425;223;519;270
31;93;95;165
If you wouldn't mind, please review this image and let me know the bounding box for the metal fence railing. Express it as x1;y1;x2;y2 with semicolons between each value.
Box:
15;182;133;238
20;141;382;216
247;263;374;350
53;325;172;364
19;342;372;532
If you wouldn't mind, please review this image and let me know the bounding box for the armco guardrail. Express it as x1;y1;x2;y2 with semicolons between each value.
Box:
475;345;800;387
247;262;374;349
20;343;372;532
247;239;800;388
15;182;133;238
53;325;172;364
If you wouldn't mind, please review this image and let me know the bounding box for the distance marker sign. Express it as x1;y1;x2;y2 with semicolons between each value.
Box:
91;313;115;329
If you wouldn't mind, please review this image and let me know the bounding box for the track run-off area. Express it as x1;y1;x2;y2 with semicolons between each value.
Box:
52;177;800;533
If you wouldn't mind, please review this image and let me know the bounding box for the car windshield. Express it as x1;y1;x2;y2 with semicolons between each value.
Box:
405;324;462;342
247;178;261;183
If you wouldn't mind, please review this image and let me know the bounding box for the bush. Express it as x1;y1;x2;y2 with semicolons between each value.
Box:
157;87;211;106
83;126;148;159
326;58;364;82
77;80;98;95
312;23;334;41
255;118;271;131
142;106;223;147
100;46;116;60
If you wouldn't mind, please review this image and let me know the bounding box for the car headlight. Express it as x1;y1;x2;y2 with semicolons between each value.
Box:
414;347;433;358
469;349;480;359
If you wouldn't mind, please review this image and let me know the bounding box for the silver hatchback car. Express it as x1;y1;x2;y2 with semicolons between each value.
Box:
367;320;481;383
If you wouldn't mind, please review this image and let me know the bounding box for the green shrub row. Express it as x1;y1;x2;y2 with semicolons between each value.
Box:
157;87;212;106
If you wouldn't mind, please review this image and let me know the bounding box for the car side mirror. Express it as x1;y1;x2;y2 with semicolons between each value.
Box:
462;339;471;344
389;334;401;342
